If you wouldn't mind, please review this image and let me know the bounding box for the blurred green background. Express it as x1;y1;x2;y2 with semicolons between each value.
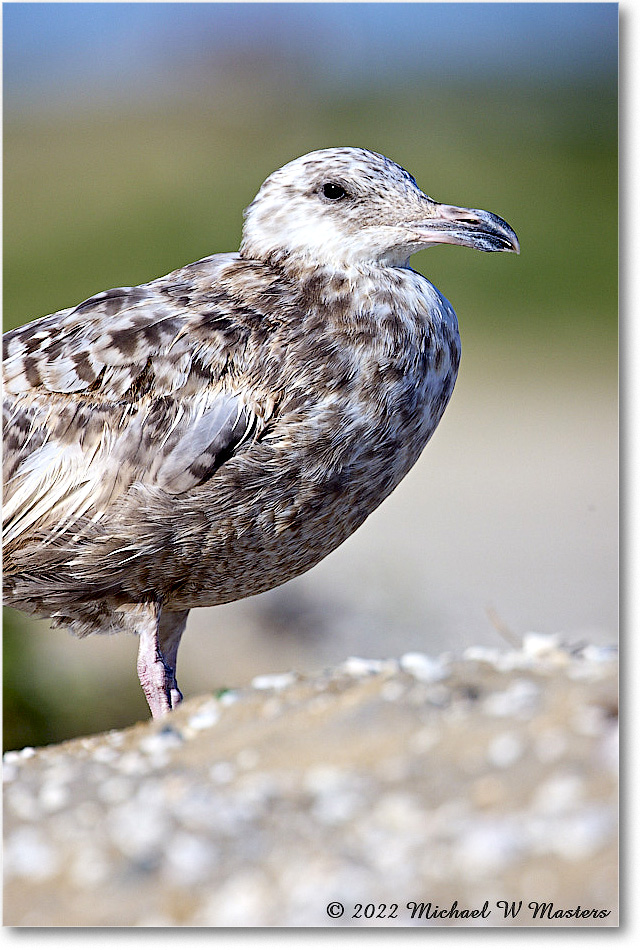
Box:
3;3;617;750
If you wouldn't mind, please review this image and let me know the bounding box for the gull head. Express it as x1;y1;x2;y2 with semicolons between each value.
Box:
240;146;519;270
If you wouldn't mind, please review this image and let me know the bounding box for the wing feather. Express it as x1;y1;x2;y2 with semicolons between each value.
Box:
152;393;258;494
2;254;271;546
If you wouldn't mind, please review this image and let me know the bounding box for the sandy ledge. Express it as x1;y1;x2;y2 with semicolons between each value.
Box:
3;635;617;927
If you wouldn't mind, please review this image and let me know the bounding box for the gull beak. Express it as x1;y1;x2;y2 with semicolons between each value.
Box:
406;202;520;254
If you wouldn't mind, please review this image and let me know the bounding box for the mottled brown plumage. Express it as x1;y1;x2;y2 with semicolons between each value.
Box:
2;147;518;717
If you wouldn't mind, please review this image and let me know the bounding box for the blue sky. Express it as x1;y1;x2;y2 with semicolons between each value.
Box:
3;2;618;107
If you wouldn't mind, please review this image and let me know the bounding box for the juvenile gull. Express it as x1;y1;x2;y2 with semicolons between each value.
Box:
2;147;519;718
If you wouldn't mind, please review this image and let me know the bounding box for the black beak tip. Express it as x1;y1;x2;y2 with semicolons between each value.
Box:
502;234;520;254
486;211;520;254
505;228;520;255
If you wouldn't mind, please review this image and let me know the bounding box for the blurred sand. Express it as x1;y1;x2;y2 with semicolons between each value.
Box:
4;638;617;927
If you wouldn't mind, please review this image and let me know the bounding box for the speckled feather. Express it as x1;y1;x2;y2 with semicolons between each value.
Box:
2;147;518;715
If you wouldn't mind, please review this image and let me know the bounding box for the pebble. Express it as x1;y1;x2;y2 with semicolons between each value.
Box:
486;731;524;768
340;656;387;677
482;678;540;718
163;832;219;886
455;818;524;877
140;727;184;755
187;702;221;732
399;651;449;682
208;760;236;784
522;631;561;657
531;772;585;814
98;775;134;805
38;782;70;812
251;671;296;691
5;827;60;880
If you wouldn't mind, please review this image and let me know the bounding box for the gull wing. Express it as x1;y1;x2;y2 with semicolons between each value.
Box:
3;258;268;546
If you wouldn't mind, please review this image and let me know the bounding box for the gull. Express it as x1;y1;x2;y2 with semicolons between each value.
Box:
2;147;519;718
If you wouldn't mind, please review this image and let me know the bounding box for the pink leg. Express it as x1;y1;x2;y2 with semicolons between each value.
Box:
126;603;189;718
157;608;189;710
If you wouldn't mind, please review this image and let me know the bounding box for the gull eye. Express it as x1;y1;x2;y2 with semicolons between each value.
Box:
322;182;347;201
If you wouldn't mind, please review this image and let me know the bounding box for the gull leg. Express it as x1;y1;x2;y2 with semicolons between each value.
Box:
130;603;189;718
157;608;189;710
